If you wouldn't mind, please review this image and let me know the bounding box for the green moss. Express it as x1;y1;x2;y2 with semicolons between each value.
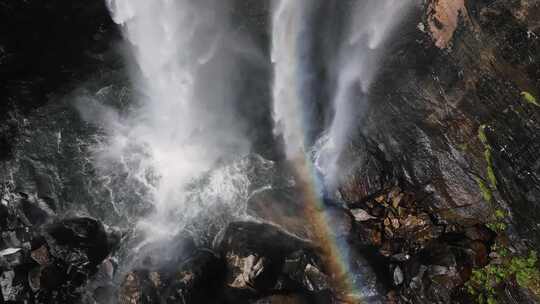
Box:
486;165;497;188
476;177;493;203
483;148;497;188
477;125;498;190
521;91;540;107
494;209;506;220
467;250;540;303
487;210;506;232
486;221;507;232
478;124;489;145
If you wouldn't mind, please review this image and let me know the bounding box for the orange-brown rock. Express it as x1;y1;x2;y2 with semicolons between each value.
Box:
427;0;468;48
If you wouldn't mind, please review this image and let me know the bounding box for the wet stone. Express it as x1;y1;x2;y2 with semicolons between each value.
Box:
393;266;404;286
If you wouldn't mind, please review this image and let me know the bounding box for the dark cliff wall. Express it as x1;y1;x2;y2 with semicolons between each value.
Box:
338;0;540;248
0;0;120;160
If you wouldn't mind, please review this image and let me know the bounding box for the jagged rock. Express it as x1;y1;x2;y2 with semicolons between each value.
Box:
426;0;467;48
86;258;117;303
0;215;117;304
162;249;225;303
46;217;110;266
19;194;56;226
0;248;23;269
400;242;470;303
0;270;17;302
351;208;376;222
28;267;41;291
117;248;225;304
118;270;159;304
216;221;331;299
282;250;330;293
331;136;395;205
31;245;50;266
393;266;404;286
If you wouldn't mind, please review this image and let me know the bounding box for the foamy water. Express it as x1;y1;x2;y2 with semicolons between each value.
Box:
93;0;250;237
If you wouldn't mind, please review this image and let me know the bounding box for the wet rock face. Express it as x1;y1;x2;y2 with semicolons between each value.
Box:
46;217;110;265
118;249;226;304
247;187;353;241
0;0;118;114
427;0;467;48
332;0;540;246
216;222;323;296
0;0;120;161
0;188;117;303
345;185;497;302
114;222;337;304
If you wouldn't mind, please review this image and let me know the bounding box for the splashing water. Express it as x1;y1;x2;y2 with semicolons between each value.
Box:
95;0;250;238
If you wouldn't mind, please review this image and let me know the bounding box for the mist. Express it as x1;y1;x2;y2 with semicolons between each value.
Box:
76;0;253;237
271;0;312;160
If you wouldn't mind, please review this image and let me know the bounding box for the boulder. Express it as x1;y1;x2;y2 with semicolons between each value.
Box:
46;217;110;266
0;215;117;304
117;248;226;304
216;221;331;299
162;249;226;304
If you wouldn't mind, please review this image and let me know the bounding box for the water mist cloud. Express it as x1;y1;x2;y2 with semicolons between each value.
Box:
78;0;253;237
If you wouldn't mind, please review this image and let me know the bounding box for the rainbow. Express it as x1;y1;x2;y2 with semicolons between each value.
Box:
270;1;394;301
289;155;369;303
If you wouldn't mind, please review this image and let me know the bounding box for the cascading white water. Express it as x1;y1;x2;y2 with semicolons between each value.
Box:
95;0;250;237
271;0;310;160
317;0;414;190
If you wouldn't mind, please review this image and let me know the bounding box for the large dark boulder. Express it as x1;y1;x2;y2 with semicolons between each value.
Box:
215;221;332;301
0;195;117;304
117;248;226;304
46;217;110;266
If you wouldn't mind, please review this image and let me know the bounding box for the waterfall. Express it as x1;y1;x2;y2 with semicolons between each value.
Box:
317;0;414;190
270;0;413;181
271;0;311;160
99;0;249;237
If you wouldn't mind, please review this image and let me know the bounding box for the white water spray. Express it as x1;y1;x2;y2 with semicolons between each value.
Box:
319;0;414;189
271;0;310;160
88;0;250;237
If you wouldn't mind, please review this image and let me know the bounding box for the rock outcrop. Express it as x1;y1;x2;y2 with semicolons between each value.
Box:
0;187;118;303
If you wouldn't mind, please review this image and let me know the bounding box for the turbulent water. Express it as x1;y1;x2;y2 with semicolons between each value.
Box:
75;1;415;296
88;0;253;237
